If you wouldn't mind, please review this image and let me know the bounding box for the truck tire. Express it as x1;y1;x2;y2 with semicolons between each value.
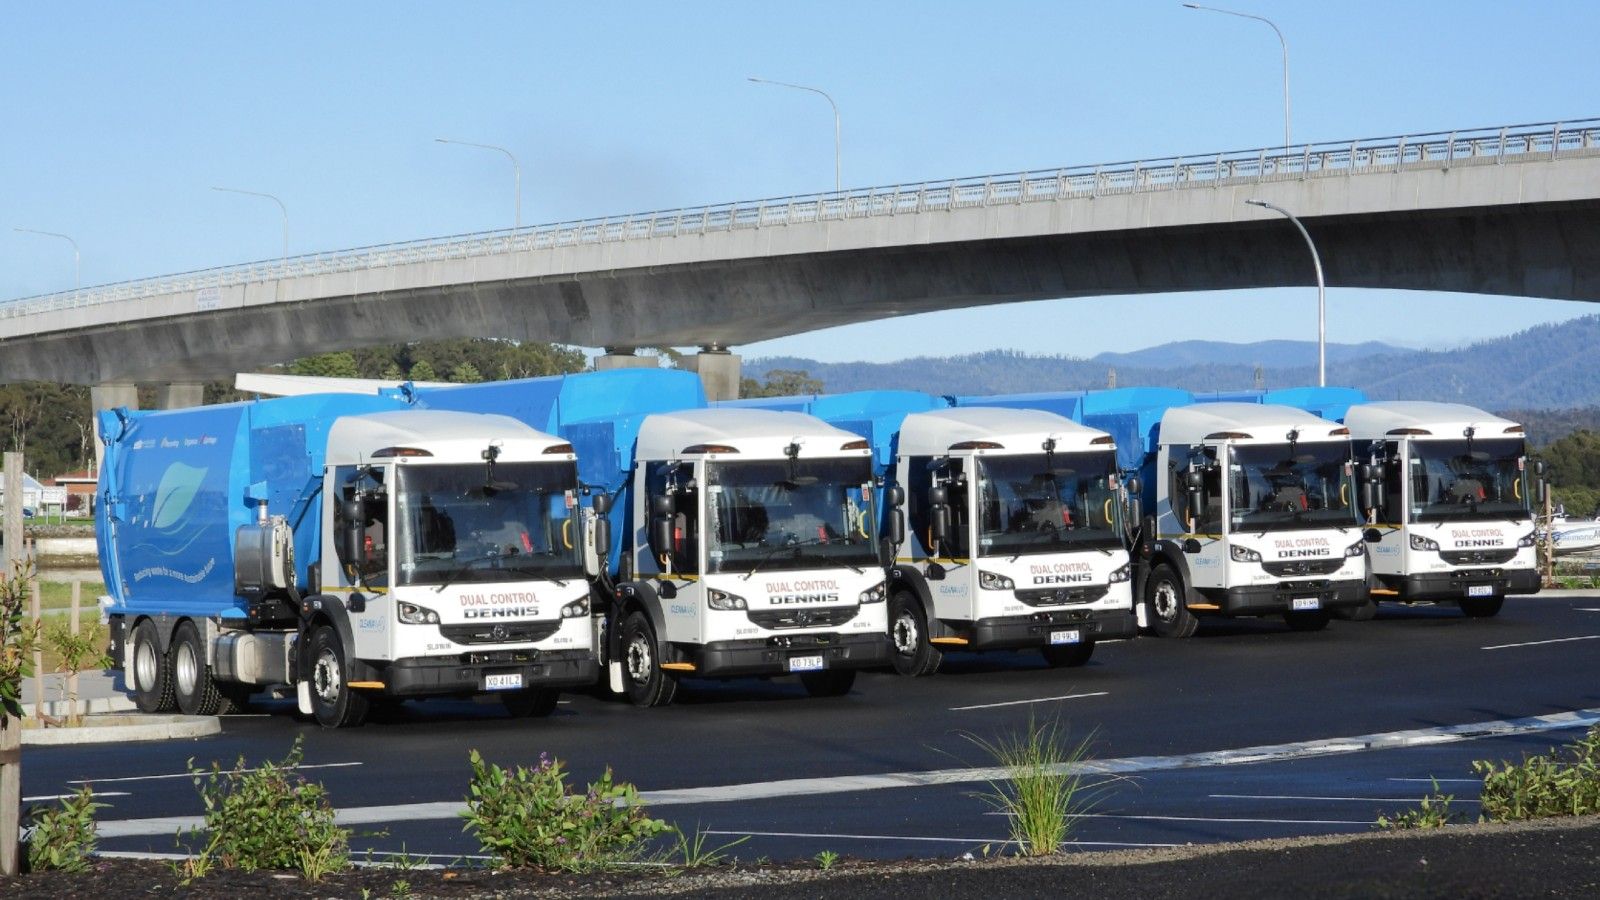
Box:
501;688;560;718
1146;564;1199;638
620;611;677;708
889;590;942;677
1283;609;1332;632
1041;641;1095;668
129;619;176;713
308;624;370;728
800;668;856;697
1459;595;1505;618
1333;598;1379;621
171;619;226;716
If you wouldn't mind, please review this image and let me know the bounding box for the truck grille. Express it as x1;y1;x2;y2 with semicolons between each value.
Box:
1441;548;1517;566
748;605;859;630
1015;585;1109;607
440;620;561;645
1262;558;1345;577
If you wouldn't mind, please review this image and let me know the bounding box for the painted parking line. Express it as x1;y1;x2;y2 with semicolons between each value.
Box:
1481;635;1600;650
950;691;1109;711
1210;793;1480;804
1387;777;1479;784
1575;608;1600;613
981;811;1372;826
24;791;130;802
94;706;1600;839
705;829;1179;849
71;761;362;785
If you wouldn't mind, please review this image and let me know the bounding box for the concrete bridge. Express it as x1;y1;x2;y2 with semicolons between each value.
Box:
3;118;1598;404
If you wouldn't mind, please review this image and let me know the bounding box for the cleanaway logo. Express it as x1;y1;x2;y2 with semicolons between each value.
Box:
151;462;208;530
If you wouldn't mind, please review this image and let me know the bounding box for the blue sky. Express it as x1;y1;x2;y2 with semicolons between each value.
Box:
2;1;1596;364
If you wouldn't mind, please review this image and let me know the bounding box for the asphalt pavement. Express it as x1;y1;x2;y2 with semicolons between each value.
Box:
18;590;1600;864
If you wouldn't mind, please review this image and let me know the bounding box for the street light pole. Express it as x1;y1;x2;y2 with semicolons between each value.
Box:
1182;4;1290;160
435;138;522;228
212;186;289;259
13;227;81;292
747;76;841;194
1247;199;1325;387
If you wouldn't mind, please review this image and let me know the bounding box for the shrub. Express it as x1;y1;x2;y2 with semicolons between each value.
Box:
1475;726;1600;821
2;560;43;719
185;736;350;880
460;749;670;871
24;784;105;872
966;715;1104;856
1375;780;1458;830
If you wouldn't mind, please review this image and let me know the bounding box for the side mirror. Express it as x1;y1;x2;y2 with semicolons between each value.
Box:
592;517;612;560
887;484;906;509
1364;527;1383;543
1184;469;1205;491
890;508;906;546
1534;459;1546;477
1182;538;1202;554
929;485;949;506
341;516;365;565
592;492;612;516
658;580;677;600
650;494;675;517
1126;476;1142;497
926;561;946;581
651;516;675;568
1359;479;1379;514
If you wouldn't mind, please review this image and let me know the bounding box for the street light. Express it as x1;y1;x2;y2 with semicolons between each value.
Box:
13;227;80;292
747;76;841;194
212;186;289;259
1182;4;1291;160
1246;199;1325;387
435;138;522;228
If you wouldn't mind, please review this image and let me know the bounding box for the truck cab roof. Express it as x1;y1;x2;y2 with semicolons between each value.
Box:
1342;401;1523;441
327;410;568;464
1158;402;1347;447
636;408;868;460
897;407;1112;456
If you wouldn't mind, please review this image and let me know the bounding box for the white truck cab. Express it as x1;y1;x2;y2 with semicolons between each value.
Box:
1343;401;1540;617
885;407;1137;674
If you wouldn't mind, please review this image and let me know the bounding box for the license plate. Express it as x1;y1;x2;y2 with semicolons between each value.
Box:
1292;597;1321;611
788;654;824;672
484;672;523;691
1050;629;1082;645
1467;585;1494;598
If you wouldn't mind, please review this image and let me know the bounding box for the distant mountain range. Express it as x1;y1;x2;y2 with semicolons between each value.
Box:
744;314;1600;412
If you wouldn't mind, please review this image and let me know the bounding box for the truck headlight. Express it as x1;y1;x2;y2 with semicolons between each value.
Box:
398;601;441;625
708;589;747;610
977;570;1014;591
858;583;886;604
1109;562;1131;583
1345;539;1367;557
1230;545;1262;563
1517;531;1537;548
1409;533;1440;552
560;597;590;618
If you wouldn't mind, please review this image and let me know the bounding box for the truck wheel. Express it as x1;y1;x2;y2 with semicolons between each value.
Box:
1459;596;1505;618
621;611;677;707
889;590;942;677
1041;641;1095;668
800;668;856;697
1146;565;1198;638
501;688;560;718
308;624;370;728
1283;609;1332;632
171;620;226;716
1333;598;1378;621
129;619;176;713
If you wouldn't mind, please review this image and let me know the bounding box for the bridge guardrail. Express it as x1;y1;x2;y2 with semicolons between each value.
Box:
4;118;1598;323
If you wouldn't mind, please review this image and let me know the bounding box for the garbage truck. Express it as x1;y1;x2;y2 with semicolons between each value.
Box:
728;390;1138;675
400;370;893;706
97;392;602;727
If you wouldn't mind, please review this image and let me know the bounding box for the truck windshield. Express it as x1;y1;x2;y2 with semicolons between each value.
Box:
394;462;583;587
705;456;878;575
1229;442;1359;533
976;451;1123;557
1409;437;1530;523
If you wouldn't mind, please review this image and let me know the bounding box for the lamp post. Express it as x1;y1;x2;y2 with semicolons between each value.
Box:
435;138;522;228
1247;199;1325;387
13;227;80;292
1182;4;1291;160
212;187;289;259
747;76;841;194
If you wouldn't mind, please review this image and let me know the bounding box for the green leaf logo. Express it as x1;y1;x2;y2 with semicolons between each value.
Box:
152;462;209;530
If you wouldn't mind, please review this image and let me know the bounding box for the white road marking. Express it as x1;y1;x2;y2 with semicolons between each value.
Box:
1387;777;1479;784
94;706;1600;839
24;791;130;802
982;811;1371;825
1210;793;1480;804
1481;635;1600;650
707;829;1012;845
1575;608;1600;612
71;761;362;785
949;691;1109;711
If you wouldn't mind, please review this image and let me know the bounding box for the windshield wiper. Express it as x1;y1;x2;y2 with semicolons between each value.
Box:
741;537;862;579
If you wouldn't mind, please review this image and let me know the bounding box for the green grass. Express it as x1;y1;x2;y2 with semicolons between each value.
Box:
30;580;106;613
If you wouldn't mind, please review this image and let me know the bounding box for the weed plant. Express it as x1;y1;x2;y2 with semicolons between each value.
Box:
966;714;1103;856
23;784;105;872
1475;725;1600;821
1375;779;1458;830
461;749;670;872
668;825;749;868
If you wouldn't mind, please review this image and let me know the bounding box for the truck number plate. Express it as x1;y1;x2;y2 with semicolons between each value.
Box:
1292;597;1321;611
1467;585;1495;598
1050;629;1082;645
788;654;824;672
484;673;523;691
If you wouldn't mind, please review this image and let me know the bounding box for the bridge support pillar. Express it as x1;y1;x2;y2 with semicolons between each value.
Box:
89;382;140;473
593;348;660;371
155;382;205;410
683;346;742;402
